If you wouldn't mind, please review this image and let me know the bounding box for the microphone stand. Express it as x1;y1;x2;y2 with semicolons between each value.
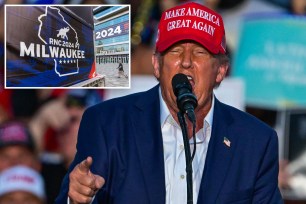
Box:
177;111;193;204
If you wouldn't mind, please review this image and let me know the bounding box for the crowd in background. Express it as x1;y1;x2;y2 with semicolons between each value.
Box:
0;0;306;203
0;89;103;203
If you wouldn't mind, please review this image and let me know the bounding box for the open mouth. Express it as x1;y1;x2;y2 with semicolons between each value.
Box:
187;75;195;89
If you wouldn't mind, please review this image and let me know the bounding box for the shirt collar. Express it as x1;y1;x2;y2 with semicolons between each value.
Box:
159;87;170;127
159;87;215;128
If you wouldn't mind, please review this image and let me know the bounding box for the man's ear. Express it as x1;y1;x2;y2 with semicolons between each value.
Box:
152;54;160;79
216;64;228;84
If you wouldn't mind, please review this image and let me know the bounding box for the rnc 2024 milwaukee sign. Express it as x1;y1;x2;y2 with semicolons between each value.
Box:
6;6;94;87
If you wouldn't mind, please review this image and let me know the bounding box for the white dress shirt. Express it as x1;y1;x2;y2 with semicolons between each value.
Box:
159;88;214;204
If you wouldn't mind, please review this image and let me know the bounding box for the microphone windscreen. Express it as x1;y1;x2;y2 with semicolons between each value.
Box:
171;73;192;96
172;73;189;88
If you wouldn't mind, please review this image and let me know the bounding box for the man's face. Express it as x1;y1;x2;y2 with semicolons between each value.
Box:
0;146;40;172
152;41;228;114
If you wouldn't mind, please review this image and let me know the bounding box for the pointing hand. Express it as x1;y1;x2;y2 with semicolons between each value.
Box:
68;157;105;204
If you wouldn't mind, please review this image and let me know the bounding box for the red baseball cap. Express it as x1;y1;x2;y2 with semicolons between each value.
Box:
0;121;35;152
155;2;226;54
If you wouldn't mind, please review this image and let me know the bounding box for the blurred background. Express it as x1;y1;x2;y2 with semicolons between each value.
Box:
1;0;306;203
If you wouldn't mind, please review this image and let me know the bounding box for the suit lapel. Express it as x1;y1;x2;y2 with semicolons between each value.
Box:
130;85;166;204
197;99;237;203
129;88;238;203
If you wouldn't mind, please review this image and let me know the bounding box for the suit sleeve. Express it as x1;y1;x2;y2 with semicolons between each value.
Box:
252;130;283;204
55;106;109;204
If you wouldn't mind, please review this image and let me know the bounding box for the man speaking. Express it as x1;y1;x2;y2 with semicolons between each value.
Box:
56;2;283;204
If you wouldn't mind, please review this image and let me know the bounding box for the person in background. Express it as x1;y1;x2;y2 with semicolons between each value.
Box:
29;94;70;153
279;151;306;198
116;60;128;79
41;90;102;204
0;165;45;204
0;121;40;172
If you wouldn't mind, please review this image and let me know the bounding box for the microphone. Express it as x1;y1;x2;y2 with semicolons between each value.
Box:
172;73;198;204
171;73;198;123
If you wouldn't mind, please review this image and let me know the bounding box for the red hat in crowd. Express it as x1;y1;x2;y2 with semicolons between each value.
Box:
155;2;226;54
0;121;35;152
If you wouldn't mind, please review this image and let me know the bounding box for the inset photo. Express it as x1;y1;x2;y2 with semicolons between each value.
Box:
5;5;130;88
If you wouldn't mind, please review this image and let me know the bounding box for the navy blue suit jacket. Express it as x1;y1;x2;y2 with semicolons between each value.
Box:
56;85;283;204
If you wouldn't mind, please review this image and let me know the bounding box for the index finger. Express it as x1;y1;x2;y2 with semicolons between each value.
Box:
78;156;93;174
